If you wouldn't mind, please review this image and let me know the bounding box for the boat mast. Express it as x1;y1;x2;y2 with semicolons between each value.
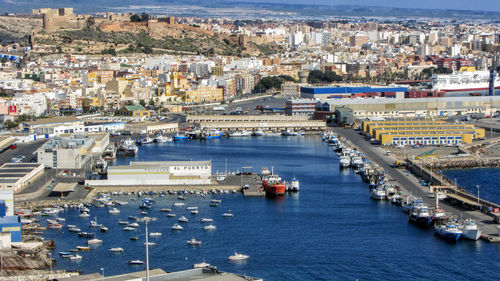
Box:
225;159;227;175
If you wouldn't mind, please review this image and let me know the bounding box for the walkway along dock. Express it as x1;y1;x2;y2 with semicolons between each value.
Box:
332;127;500;242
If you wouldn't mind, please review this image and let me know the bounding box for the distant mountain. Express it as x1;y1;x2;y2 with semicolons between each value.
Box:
2;0;500;20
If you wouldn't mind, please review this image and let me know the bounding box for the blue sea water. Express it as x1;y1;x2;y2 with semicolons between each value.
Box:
443;168;500;205
42;136;499;280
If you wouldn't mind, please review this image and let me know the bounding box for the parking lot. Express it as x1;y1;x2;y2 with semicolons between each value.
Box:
0;139;47;166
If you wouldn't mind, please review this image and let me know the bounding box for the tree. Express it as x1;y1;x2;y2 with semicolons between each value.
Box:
140;13;149;22
307;70;343;84
3;120;18;130
149;99;155;107
223;38;230;45
126;100;133;105
139;99;146;107
130;14;141;22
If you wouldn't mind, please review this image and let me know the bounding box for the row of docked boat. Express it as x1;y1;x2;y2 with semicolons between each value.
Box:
326;131;483;242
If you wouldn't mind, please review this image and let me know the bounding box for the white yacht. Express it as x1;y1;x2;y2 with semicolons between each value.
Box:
222;212;234;217
252;129;266;136
200;218;214;223
108;208;120;214
290;176;300;192
178;216;189;223
87;238;102;245
339;156;351;168
149;232;162;237
459;219;482;240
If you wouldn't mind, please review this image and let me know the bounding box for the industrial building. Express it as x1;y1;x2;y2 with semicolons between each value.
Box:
0;191;21;244
0;163;44;193
319;96;500;119
37;135;95;169
300;85;408;99
187;115;326;131
86;161;212;186
361;119;485;145
285;99;317;116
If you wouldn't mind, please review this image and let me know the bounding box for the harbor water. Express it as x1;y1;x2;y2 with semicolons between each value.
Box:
42;136;499;280
443;168;500;205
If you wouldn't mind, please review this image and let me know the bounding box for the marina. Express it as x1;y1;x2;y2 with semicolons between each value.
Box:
30;135;499;280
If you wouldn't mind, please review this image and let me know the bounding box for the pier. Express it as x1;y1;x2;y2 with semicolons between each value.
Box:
332;127;500;242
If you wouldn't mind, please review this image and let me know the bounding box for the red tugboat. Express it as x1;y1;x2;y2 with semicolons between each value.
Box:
262;173;286;197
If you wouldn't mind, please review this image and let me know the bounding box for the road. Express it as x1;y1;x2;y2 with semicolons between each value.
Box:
332;127;500;236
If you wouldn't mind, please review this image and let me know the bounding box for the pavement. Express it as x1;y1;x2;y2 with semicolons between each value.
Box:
332;127;500;237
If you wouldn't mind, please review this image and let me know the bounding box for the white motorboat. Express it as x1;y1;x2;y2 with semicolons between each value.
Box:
118;220;129;225
167;213;176;217
200;218;214;223
171;223;183;230
222;212;234;217
186;206;198;210
149;232;162;237
228;130;252;137
370;187;386;200
160;208;172;212
70;254;82;260
78;212;90;218
459;219;482;240
129;260;144;265
68;227;81;232
108;208;120;214
100;226;109;232
87;238;102;245
339;156;351;168
154;134;173;143
173;202;185;207
252;129;266;136
187;238;202;245
203;224;216;231
128;222;139;228
178;216;189;223
109;247;124;252
228;252;249;261
193;262;211;268
144;242;157;246
89;217;102;227
191;210;199;215
123;227;135;231
282;129;304;136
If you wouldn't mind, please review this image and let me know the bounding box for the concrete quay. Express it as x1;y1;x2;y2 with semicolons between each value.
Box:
332;127;500;242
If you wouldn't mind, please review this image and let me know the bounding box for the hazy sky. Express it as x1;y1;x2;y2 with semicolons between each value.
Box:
240;0;500;12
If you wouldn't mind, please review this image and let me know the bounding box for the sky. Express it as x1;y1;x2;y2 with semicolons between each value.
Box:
239;0;500;12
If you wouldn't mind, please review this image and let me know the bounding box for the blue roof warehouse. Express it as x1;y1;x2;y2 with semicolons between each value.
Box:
300;85;408;99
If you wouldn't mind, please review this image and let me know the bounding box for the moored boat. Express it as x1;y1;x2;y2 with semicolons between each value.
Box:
187;238;202;245
459;219;482;240
228;252;249;261
262;174;285;197
434;224;462;241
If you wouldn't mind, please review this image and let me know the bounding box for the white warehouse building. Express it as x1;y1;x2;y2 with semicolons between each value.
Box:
87;161;212;186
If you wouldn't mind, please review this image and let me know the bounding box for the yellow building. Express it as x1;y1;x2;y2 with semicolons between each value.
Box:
122;105;150;117
185;86;223;103
379;131;475;146
372;125;484;140
362;120;446;134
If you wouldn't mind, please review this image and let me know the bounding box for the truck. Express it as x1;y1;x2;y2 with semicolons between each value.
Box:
213;105;227;111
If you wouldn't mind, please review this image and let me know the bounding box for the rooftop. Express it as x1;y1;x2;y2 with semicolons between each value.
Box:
125;105;147;111
24;116;81;126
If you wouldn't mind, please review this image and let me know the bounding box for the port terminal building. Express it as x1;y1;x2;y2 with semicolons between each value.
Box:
86;161;212;186
187;115;326;131
361;120;485;145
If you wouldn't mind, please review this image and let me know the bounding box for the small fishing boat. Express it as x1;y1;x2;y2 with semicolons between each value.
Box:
459;219;482;240
435;224;462;241
187;238;202;245
76;246;90;251
123;227;135;231
130;237;139;241
167;213;176;217
191;210;199;215
186;206;198;210
144;242;157;246
70;254;82;260
87;238;102;245
171;223;183;230
109;247;124;252
79;212;90;218
118;220;129;225
78;232;95;238
200;218;214;223
173;202;185;207
59;251;72;256
100;226;109;232
222;212;234;217
228;252;249;261
89;217;102;227
128;222;139;228
68;227;81;232
108;208;120;214
149;232;162;237
193;262;211;269
178;216;189;223
160;208;172;212
129;260;144;265
66;224;77;229
48;224;63;229
204;224;216;231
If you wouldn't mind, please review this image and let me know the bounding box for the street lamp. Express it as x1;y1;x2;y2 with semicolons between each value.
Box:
144;217;151;281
